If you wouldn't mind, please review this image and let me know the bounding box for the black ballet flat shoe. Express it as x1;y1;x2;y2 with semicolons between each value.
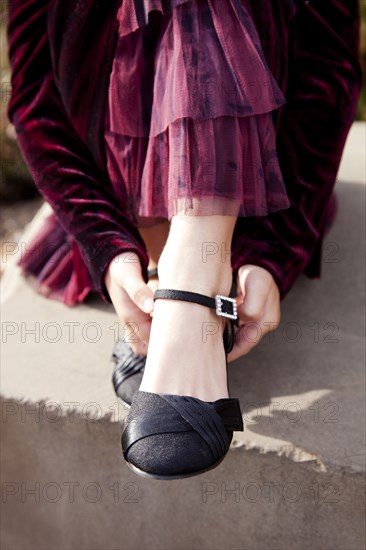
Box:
121;288;244;480
111;267;159;407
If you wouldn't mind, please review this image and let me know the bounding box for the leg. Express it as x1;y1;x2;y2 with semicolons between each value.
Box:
140;212;237;402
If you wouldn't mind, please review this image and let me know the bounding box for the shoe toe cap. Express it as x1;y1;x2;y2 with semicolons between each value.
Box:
124;431;217;477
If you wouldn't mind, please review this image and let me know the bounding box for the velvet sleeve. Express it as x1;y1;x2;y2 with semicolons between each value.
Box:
6;0;149;300
231;0;362;301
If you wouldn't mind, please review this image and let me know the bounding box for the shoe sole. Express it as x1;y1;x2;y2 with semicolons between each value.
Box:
124;455;226;480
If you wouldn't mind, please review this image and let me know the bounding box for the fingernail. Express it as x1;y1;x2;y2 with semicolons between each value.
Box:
142;297;154;313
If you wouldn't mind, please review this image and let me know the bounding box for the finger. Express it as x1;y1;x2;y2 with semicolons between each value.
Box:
112;253;155;314
122;323;149;356
227;321;263;362
122;315;152;349
227;301;280;363
110;283;152;345
237;270;271;324
147;277;159;293
129;340;148;356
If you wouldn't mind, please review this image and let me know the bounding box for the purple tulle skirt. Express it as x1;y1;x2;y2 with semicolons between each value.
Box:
18;212;93;305
104;0;291;222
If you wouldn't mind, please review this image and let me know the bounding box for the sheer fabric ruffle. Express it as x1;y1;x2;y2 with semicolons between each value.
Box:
104;0;292;221
18;213;92;306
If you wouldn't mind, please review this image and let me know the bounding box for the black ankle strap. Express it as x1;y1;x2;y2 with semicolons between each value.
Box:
147;267;158;279
153;289;238;354
154;289;238;321
154;289;214;310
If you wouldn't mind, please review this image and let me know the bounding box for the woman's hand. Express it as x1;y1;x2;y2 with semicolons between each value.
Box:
105;252;154;356
227;264;281;362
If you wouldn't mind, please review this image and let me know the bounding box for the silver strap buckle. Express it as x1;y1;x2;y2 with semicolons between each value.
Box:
214;295;238;320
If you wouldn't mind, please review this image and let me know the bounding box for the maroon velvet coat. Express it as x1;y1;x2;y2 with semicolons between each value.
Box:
6;0;362;301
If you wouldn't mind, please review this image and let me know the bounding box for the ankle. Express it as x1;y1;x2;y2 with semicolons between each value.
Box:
157;248;233;297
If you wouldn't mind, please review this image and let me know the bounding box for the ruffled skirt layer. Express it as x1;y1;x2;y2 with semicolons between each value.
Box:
17;212;93;305
104;0;292;221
